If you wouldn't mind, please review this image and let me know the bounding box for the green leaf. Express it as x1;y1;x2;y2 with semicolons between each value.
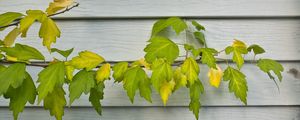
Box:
89;82;105;116
69;70;95;105
3;27;20;47
20;10;45;37
0;63;26;95
199;48;218;69
223;66;248;104
37;62;65;103
123;66;151;103
51;48;74;58
39;17;61;50
184;44;194;51
247;44;265;55
193;32;206;47
151;58;173;91
225;40;248;69
191;20;205;31
0;12;23;31
4;73;36;120
144;36;179;63
151;17;187;36
68;50;105;71
189;79;204;120
181;57;200;85
257;59;284;81
0;43;45;61
112;62;128;83
43;86;66;120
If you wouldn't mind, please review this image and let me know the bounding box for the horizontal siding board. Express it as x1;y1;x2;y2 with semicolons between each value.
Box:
1;0;300;17
0;62;299;106
0;19;299;61
0;107;299;120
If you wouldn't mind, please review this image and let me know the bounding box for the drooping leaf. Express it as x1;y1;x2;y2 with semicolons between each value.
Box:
20;10;45;37
89;82;105;116
39;16;61;50
69;70;95;105
43;86;66;120
144;36;179;63
46;0;75;15
112;62;128;83
181;57;200;85
0;12;23;31
3;27;20;47
0;63;26;95
208;65;223;88
151;17;187;36
150;58;173;91
4;73;36;120
247;44;265;55
199;48;218;69
65;64;75;81
257;59;284;81
0;43;45;61
225;40;248;69
160;80;175;105
194;32;206;47
37;62;65;103
189;79;204;120
123;66;151;103
51;48;74;58
191;20;205;31
173;67;187;90
223;66;248;105
68;50;105;71
96;63;111;83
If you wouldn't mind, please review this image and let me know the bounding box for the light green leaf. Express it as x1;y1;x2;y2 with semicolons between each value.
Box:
184;44;194;51
151;58;173;91
0;12;23;31
0;43;45;61
247;44;265;55
257;59;284;81
3;27;20;47
199;48;217;69
68;50;105;71
69;70;95;105
51;48;74;58
191;20;205;31
89;82;105;116
144;36;179;63
151;17;187;36
0;63;26;95
39;17;61;50
123;66;151;103
4;73;36;120
112;62;128;83
20;10;45;37
43;86;66;120
181;57;200;85
223;66;248;105
189;79;204;120
225;40;248;69
193;32;206;47
37;62;65;103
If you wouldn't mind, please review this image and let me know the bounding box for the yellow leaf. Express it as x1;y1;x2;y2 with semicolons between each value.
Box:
232;39;247;48
3;27;20;47
46;0;75;15
96;63;111;83
132;58;151;69
20;10;45;37
160;80;175;106
6;55;18;62
173;67;187;90
39;17;60;51
208;65;223;88
69;51;104;71
65;64;74;81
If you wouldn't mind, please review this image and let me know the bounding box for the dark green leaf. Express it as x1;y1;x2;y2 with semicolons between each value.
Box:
51;48;74;58
189;79;204;120
191;20;205;31
43;86;66;120
257;59;284;81
247;44;265;55
89;82;105;116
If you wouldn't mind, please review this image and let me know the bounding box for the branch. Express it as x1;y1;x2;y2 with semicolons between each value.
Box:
0;3;80;29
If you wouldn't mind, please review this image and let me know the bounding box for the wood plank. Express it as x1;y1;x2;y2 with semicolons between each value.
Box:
0;106;299;120
1;0;300;17
0;19;299;61
0;62;299;106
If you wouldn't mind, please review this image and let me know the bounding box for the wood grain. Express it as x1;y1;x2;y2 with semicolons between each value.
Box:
1;0;300;18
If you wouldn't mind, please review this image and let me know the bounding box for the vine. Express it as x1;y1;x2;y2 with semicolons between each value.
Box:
0;0;284;120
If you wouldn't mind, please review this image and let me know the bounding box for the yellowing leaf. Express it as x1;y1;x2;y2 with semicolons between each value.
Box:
225;39;248;69
39;17;61;50
6;56;18;62
232;39;247;48
69;51;105;71
20;10;45;37
46;0;75;15
173;67;187;90
160;80;175;106
3;27;20;47
181;57;200;85
96;63;111;83
65;64;74;81
132;58;151;69
208;65;223;88
150;58;173;91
